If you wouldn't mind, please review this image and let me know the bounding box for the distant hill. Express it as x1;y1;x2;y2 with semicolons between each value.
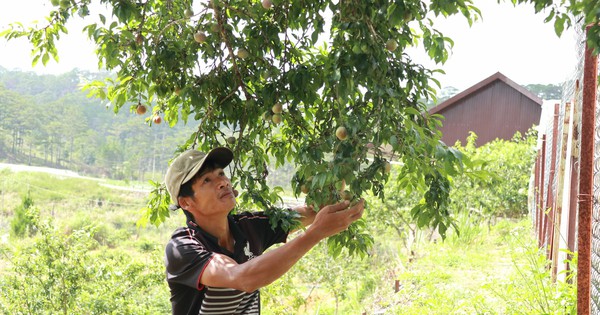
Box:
0;67;295;190
0;67;195;181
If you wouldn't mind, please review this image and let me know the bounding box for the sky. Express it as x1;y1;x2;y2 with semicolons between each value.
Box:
0;0;580;91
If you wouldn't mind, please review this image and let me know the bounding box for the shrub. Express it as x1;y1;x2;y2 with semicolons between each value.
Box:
452;130;537;219
63;212;130;248
0;217;170;314
10;193;38;237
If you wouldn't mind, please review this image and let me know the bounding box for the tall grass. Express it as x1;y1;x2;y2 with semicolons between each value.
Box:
0;170;576;314
262;212;577;314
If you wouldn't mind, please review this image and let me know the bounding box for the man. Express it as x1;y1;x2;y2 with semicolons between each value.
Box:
164;147;365;315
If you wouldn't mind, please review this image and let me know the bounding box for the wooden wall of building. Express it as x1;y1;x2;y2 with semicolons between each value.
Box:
430;72;542;146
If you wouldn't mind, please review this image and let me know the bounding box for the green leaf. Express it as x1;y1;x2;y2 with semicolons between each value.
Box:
544;9;555;23
41;53;50;65
554;14;565;37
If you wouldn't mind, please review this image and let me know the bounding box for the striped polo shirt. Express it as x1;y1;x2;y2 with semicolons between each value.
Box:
165;211;288;315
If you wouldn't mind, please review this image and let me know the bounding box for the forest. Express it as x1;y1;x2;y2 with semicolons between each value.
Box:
0;66;307;192
0;66;559;184
0;67;205;182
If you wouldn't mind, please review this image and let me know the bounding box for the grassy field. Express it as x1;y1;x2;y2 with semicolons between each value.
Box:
260;215;575;315
0;168;575;314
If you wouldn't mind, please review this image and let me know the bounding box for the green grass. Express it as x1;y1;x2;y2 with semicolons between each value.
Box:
0;169;182;254
261;216;575;315
0;170;575;314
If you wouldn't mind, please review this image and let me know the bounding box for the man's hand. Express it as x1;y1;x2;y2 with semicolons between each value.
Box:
292;204;316;229
306;199;365;240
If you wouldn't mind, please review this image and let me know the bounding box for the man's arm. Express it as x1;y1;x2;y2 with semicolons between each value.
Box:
200;199;364;293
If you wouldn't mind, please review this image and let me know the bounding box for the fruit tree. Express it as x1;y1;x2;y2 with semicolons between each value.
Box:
1;0;590;255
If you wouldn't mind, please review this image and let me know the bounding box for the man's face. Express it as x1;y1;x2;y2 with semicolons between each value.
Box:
183;167;236;217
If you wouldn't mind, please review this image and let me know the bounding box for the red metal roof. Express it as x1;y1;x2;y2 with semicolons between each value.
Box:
429;71;543;115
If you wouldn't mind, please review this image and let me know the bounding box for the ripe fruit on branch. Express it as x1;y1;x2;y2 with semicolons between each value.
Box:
152;115;162;124
194;31;207;44
272;102;283;114
384;161;392;174
135;103;147;115
386;39;398;52
262;0;273;9
340;190;353;201
300;184;309;194
237;48;249;59
272;113;282;125
335;126;348;140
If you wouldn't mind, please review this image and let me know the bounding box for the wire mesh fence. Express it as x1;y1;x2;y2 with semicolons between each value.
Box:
529;22;600;313
592;46;600;313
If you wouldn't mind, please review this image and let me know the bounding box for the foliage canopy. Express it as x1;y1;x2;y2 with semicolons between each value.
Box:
1;0;585;253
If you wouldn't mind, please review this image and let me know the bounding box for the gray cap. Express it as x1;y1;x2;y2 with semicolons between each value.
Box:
164;147;234;206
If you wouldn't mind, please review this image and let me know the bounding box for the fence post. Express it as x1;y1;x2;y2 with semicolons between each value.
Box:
567;81;581;278
577;25;597;315
556;102;574;282
534;155;540;235
545;103;560;264
539;135;547;247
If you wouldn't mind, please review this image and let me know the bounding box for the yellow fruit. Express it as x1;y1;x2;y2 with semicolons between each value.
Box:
272;113;282;124
237;48;249;59
272;102;283;114
386;39;398;52
340;190;353;201
384;161;392;174
335;126;348;140
194;31;207;44
301;184;309;194
262;0;273;9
